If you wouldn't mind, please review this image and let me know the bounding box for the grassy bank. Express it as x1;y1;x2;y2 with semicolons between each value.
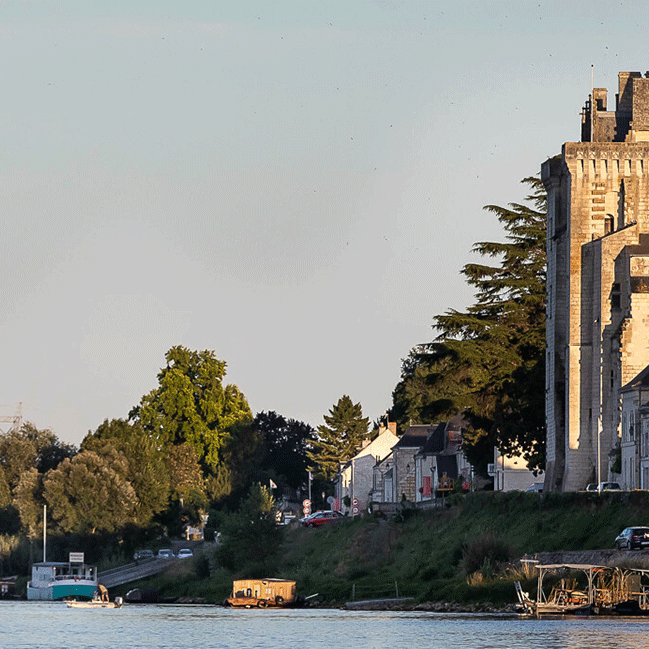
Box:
120;490;649;606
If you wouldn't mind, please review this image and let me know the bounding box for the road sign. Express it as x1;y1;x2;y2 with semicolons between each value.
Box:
352;498;359;507
352;505;359;515
303;499;311;515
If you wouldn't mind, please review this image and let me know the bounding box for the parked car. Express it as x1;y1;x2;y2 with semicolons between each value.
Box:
176;548;193;559
298;512;318;525
133;549;154;562
599;482;622;491
300;511;344;527
156;548;174;559
586;482;622;492
615;526;649;550
525;483;544;493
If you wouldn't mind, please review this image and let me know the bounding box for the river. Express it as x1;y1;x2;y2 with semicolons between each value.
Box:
4;601;649;648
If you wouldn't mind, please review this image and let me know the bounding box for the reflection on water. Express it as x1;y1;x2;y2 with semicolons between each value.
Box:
4;602;649;649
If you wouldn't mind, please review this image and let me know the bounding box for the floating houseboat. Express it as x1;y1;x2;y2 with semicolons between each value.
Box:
226;578;298;608
27;552;99;601
515;563;649;616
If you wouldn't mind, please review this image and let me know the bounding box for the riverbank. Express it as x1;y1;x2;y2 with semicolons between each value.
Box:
118;490;649;607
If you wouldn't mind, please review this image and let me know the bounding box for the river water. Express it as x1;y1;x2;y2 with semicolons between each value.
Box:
4;601;649;649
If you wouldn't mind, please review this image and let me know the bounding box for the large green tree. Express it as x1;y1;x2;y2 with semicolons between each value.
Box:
130;346;252;472
0;423;76;534
253;411;315;490
0;423;75;492
43;449;138;534
308;396;369;480
392;176;546;473
81;418;170;523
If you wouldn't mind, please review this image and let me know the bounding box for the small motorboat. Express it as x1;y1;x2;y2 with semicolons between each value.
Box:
66;596;123;609
66;584;122;609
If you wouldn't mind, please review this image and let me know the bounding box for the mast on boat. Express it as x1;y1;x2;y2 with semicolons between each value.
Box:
43;505;46;563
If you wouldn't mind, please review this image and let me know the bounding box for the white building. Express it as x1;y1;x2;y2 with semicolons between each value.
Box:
334;421;398;514
620;365;649;489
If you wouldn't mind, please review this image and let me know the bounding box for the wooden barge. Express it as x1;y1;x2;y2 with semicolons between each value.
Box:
226;578;298;608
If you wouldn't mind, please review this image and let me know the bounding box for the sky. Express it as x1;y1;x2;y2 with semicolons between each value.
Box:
1;0;647;445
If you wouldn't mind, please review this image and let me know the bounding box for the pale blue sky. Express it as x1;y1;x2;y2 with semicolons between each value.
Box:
0;0;645;443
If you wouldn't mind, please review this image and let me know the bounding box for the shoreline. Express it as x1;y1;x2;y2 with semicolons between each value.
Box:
338;600;518;614
142;596;518;613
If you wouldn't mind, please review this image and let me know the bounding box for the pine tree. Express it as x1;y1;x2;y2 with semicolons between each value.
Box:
308;396;369;480
392;176;546;473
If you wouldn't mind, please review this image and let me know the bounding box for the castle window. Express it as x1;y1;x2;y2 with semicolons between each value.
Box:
605;214;614;234
618;180;626;228
611;282;621;309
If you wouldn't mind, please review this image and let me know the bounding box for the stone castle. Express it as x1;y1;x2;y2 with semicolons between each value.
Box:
543;72;649;492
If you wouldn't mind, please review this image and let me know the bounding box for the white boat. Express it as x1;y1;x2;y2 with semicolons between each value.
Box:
67;596;123;609
27;552;98;601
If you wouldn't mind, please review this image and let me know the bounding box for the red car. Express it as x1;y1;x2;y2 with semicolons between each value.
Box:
300;511;344;527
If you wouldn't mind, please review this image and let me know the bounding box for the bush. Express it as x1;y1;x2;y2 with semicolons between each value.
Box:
461;531;516;576
194;552;211;579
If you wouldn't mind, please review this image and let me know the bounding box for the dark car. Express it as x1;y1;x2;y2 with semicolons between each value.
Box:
300;511;344;527
615;526;649;550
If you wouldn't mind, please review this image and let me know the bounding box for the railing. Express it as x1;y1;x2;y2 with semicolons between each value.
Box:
98;558;174;588
370;499;446;515
98;557;155;577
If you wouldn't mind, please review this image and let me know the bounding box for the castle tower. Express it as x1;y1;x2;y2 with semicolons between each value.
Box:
543;71;649;492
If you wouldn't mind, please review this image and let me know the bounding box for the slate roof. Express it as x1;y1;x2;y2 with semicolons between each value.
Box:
393;424;435;449
416;423;446;455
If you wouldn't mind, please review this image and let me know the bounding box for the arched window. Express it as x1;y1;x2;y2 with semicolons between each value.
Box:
605;214;614;234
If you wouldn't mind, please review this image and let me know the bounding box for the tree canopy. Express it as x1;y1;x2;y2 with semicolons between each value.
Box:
253;411;315;490
131;345;252;471
308;396;369;480
81;418;170;523
0;422;75;492
391;176;546;473
0;423;76;536
43;449;138;534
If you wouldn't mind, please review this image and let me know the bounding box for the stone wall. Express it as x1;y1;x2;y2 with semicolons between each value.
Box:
544;73;649;492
